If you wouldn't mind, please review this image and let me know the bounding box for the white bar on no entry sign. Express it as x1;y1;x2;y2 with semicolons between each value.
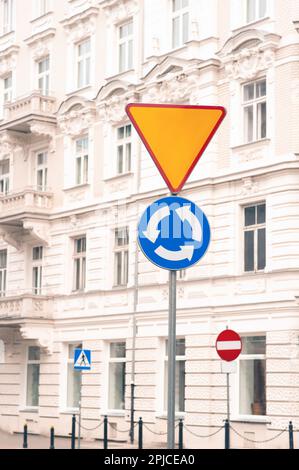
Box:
217;340;241;351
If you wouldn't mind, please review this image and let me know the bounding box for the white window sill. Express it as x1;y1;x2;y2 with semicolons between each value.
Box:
0;30;15;39
156;412;186;420
66;85;92;96
230;416;271;424
60;408;79;415
105;69;135;81
232;16;270;34
231;138;270;152
19;408;39;413
104;172;133;182
30;11;54;23
63;183;90;192
101;411;126;417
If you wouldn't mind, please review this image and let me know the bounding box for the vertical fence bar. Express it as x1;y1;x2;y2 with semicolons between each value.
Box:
23;424;28;449
289;421;294;449
224;419;230;449
103;415;108;450
178;419;183;449
138;417;143;450
50;427;55;449
71;414;76;449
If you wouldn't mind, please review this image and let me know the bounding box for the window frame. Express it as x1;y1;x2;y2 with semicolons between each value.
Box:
171;0;190;50
243;202;266;273
3;72;12;104
65;342;82;411
236;335;267;419
243;78;267;144
32;246;43;296
36;150;48;191
245;0;267;24
34;0;50;19
37;56;50;96
74;136;89;186
163;337;186;414
76;38;91;90
114;227;129;287
25;346;41;409
2;0;14;35
0;159;10;195
107;341;126;413
0;249;7;297
72;236;86;292
116;124;132;175
118;20;133;74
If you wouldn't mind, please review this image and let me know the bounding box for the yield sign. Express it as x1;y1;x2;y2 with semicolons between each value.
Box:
126;103;226;193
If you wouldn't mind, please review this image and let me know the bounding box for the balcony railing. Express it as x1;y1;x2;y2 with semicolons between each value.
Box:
0;187;53;221
0;294;53;321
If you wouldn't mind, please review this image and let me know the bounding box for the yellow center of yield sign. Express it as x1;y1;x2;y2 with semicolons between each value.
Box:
126;103;226;194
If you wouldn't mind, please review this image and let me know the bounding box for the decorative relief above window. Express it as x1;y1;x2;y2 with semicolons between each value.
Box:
61;6;98;44
218;30;280;81
57;100;96;137
101;0;138;23
0;44;19;78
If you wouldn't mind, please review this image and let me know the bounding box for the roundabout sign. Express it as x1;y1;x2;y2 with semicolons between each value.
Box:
138;196;211;270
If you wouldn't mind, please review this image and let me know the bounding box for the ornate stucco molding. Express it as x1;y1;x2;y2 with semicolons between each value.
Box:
61;6;99;43
101;0;139;22
30;121;57;152
0;131;24;160
20;326;54;355
97;93;137;124
0;45;20;78
217;30;281;81
25;28;56;61
57;105;96;137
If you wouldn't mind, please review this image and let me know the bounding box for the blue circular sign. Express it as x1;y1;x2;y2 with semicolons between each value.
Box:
138;196;211;270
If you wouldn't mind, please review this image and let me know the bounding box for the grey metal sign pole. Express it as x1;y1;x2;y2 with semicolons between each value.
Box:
78;371;82;449
167;269;177;449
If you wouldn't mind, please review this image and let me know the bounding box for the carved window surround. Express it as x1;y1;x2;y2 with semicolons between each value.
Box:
30;11;54;37
0;44;19;78
100;0;139;21
0;130;24;160
97;92;137;125
57;106;96;137
24;28;56;62
61;6;99;43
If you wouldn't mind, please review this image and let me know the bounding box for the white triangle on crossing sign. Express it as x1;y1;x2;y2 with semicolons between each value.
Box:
74;350;90;368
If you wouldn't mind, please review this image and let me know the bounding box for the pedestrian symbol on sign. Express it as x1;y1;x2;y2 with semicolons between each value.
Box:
74;349;91;370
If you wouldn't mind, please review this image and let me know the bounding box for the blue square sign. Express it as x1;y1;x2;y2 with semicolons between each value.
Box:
74;349;91;370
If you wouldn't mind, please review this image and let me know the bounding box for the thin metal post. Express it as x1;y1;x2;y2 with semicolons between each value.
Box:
103;415;108;449
23;424;28;449
130;382;135;444
71;414;76;449
289;421;294;449
226;372;230;449
178;419;183;449
167;269;177;449
78;371;82;449
49;427;55;449
138;417;143;450
225;419;230;449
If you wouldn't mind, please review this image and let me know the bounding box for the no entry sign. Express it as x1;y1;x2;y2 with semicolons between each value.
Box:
216;329;242;362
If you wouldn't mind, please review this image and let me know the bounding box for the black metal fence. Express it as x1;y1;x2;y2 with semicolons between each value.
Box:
22;416;297;450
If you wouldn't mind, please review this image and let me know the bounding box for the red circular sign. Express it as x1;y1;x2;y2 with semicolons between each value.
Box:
216;329;242;362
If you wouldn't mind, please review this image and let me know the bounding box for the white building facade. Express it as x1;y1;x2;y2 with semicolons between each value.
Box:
0;0;299;449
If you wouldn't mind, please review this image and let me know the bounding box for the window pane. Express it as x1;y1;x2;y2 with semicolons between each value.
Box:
68;343;82;359
117;127;125;140
166;338;185;356
244;105;254;142
128;39;133;69
115;228;129;246
182;0;189;7
244;83;254;101
242;336;266;354
117;146;124;174
115;252;122;285
239;359;266;415
123;250;128;285
172;16;180;48
125;125;131;137
182;12;189;44
26;364;40;407
257;204;266;224
256;80;266;98
244;230;254;272
257;101;267;139
126;143;131;172
28;346;40;361
85;57;90;85
119;43;126;72
246;0;255;22
67;364;81;408
0;250;7;268
108;362;125;409
173;0;181;12
110;342;126;358
33;246;43;260
257;228;266;270
245;206;256;226
164;360;185;412
259;0;267;18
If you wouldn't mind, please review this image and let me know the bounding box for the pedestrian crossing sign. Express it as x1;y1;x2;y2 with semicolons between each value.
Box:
74;349;91;370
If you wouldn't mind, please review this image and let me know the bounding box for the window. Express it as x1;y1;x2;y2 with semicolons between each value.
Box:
37;57;50;96
73;236;86;291
239;336;266;416
0;159;9;194
108;342;126;410
243;79;267;143
172;0;189;49
35;0;49;17
116;125;131;174
246;0;266;23
77;38;91;89
67;343;82;409
3;73;12;103
178;269;186;280
75;136;88;185
118;21;133;73
32;246;43;295
114;228;129;286
0;250;7;297
164;338;185;412
26;346;40;407
2;0;13;35
244;203;266;272
36;151;48;191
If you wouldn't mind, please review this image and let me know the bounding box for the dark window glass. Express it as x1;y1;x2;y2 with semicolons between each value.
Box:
257;204;266;224
257;228;266;270
244;230;254;272
245;206;256;226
